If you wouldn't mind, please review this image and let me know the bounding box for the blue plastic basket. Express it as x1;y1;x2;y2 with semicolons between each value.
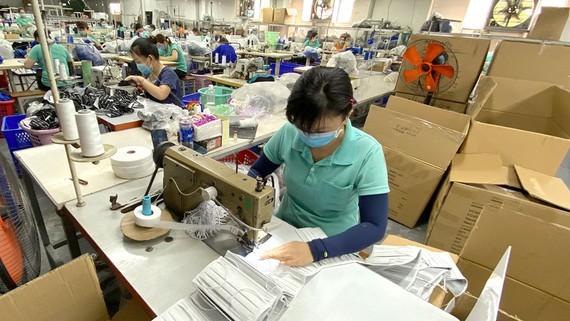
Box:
1;114;33;175
182;92;201;107
270;62;303;76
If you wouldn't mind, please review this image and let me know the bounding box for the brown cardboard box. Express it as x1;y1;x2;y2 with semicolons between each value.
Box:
5;33;20;40
261;7;274;24
0;254;151;321
363;96;470;227
396;34;490;104
396;93;468;114
427;154;570;255
528;7;570;41
449;292;521;321
465;76;570;176
488;40;570;86
380;235;458;308
456;205;570;320
272;8;297;24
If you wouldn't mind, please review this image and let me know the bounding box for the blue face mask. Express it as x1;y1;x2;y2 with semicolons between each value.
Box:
297;123;344;148
157;45;165;51
136;60;153;77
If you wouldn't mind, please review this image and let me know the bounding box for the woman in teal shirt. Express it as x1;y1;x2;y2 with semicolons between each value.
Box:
150;34;188;79
24;31;73;91
250;67;390;266
303;30;320;48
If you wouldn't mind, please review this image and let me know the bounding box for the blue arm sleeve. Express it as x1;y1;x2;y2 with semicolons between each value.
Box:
307;193;388;261
247;153;280;179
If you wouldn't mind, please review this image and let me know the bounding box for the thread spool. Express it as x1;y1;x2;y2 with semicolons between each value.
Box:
201;186;218;201
75;110;104;157
110;146;153;179
56;98;79;140
221;55;227;65
142;195;152;215
134;204;161;227
54;59;60;75
58;63;68;80
215;53;219;63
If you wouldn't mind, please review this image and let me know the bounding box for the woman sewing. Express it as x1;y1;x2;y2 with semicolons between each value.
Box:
303;30;320;48
150;34;188;79
125;38;183;107
334;35;348;50
249;67;389;267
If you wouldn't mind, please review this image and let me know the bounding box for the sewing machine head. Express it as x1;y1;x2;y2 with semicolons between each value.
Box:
230;58;265;80
161;145;275;244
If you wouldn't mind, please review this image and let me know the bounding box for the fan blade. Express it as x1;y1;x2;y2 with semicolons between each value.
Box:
424;43;445;63
424;73;437;92
432;65;455;78
403;69;424;83
402;46;422;66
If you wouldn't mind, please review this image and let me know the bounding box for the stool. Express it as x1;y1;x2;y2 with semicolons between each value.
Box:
9;90;47;114
180;75;196;96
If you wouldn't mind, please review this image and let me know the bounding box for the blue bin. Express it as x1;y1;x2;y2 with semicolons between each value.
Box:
182;92;201;107
270;62;303;76
1;114;33;175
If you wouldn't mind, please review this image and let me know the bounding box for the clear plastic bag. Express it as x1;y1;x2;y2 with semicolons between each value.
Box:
136;98;183;137
0;39;14;59
187;41;211;56
278;73;301;90
228;82;290;120
72;42;104;66
326;51;358;76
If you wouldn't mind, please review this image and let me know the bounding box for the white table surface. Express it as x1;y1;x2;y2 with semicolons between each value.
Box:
236;50;294;59
352;74;396;105
5;37;35;43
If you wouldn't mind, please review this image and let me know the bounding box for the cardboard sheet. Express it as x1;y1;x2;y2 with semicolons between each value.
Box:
514;165;570;211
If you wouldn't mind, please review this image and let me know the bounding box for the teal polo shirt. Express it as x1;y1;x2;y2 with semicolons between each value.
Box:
263;121;389;236
159;43;187;73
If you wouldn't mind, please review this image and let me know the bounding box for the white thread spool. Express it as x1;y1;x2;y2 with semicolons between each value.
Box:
215;53;219;63
110;146;154;179
75;109;104;157
54;59;60;75
58;63;68;80
56;98;79;140
221;55;227;65
133;205;162;227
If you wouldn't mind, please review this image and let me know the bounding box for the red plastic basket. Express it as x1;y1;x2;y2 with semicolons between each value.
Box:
0;99;16;138
217;149;259;166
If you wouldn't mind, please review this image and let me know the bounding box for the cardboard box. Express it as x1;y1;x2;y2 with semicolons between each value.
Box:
261;8;274;24
396;34;490;104
193;136;222;154
5;33;20;40
488;40;570;86
456;205;570;320
465;76;570;176
396;93;468;114
0;254;151;321
380;235;458;308
448;292;521;321
528;7;570;41
363;97;470;227
427;154;570;254
272;8;296;24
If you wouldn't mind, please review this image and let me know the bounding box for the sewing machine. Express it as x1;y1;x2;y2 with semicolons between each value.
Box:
92;64;122;87
161;145;275;254
229;57;265;80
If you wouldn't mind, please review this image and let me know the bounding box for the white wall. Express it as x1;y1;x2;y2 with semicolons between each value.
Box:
371;0;432;32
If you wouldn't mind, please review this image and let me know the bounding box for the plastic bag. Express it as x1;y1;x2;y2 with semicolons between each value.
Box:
102;40;126;53
72;42;104;66
136;98;182;136
0;39;14;59
327;51;358;76
186;41;211;56
229;82;289;119
278;73;301;90
303;46;321;58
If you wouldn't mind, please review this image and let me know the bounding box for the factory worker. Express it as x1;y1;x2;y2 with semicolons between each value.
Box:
24;31;73;91
334;35;348;50
76;21;101;48
212;37;237;63
249;67;389;267
125;38;182;107
303;30;320;48
150;34;188;79
135;23;149;38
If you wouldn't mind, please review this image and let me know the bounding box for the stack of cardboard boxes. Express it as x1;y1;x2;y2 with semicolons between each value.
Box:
261;7;296;24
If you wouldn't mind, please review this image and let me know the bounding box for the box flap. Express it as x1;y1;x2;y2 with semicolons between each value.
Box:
0;254;109;321
528;7;570;41
364;99;469;169
285;8;297;15
450;154;522;189
467;77;497;118
514;165;570;211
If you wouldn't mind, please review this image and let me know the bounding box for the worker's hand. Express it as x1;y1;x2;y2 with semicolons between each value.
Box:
261;241;314;267
125;75;145;85
26;47;31;54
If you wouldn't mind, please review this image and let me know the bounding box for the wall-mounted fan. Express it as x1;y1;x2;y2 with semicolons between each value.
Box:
399;39;458;105
312;0;334;20
487;0;538;30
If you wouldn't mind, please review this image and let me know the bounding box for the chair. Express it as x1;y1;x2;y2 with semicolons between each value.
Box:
180;74;196;96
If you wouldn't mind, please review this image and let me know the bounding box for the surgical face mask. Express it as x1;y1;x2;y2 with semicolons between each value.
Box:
79;31;87;37
157;44;165;51
339;40;345;45
136;58;153;77
297;122;344;148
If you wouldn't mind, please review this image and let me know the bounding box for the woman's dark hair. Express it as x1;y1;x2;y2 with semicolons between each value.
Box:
219;37;229;44
287;67;354;133
135;23;143;30
150;24;156;29
76;21;88;30
117;22;123;27
131;38;159;60
155;34;171;45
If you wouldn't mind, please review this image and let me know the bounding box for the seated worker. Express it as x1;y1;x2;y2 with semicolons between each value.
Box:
135;23;149;38
334;35;347;51
16;8;35;35
149;24;156;34
150;34;188;79
125;38;182;107
117;21;126;32
212;37;237;63
24;31;73;91
76;21;101;48
178;23;185;37
303;30;320;48
192;27;202;36
249;67;389;267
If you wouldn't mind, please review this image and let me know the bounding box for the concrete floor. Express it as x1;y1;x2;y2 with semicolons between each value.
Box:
1;136;569;277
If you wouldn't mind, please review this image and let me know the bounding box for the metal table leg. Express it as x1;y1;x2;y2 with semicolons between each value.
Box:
275;58;282;76
6;69;16;92
57;208;81;259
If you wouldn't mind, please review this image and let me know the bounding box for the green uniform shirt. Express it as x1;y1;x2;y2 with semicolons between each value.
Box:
303;39;320;48
159;43;187;73
28;43;72;88
16;15;34;27
263;121;390;236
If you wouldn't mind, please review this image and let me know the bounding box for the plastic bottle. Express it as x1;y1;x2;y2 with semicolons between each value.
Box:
204;84;216;109
179;109;194;149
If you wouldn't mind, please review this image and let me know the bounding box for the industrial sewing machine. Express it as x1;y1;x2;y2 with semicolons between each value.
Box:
229;57;265;80
160;144;275;254
91;64;122;87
